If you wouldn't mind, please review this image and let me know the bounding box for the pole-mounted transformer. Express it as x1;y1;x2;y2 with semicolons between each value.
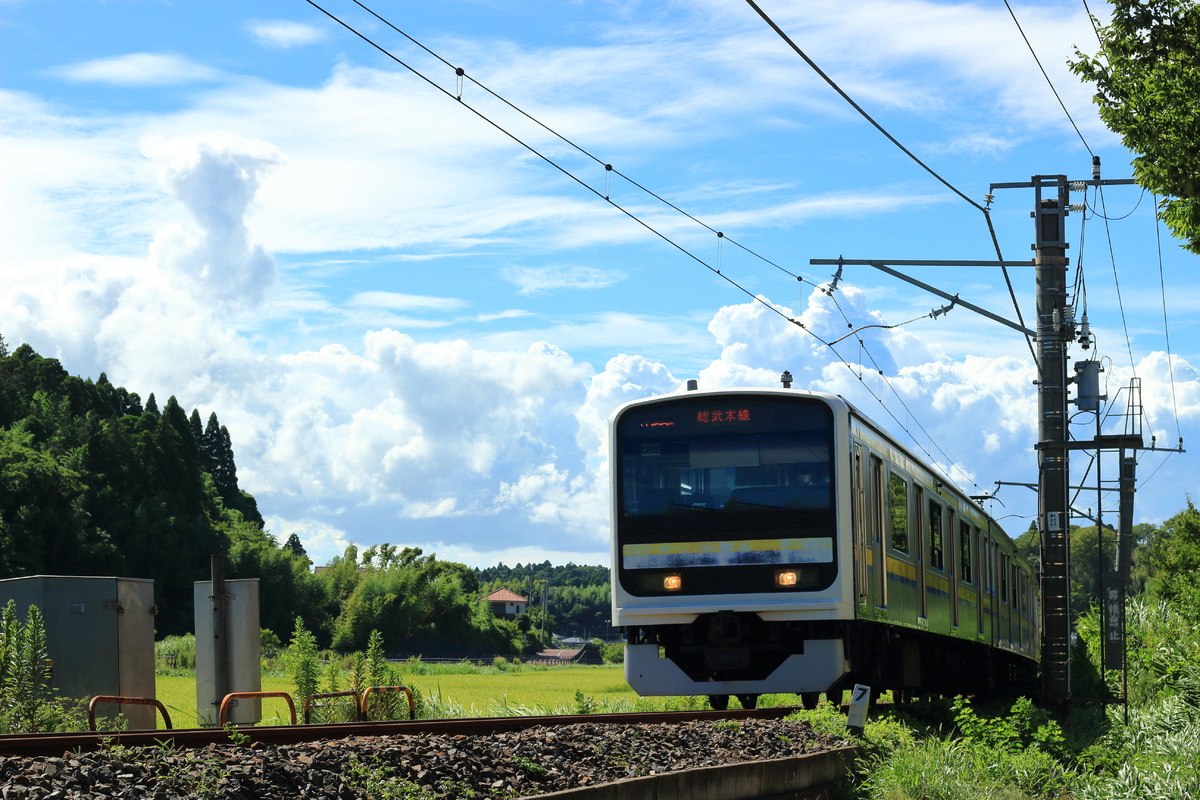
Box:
1074;360;1104;412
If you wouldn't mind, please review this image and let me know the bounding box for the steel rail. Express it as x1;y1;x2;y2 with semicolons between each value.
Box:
0;706;800;757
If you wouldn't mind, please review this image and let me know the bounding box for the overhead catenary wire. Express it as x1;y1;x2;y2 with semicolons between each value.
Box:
1003;0;1094;156
343;0;807;285
311;0;1010;500
1153;193;1185;444
305;0;807;320
815;285;982;492
742;0;1037;365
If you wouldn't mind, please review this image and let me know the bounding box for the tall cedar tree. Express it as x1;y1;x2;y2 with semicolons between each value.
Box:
0;343;257;633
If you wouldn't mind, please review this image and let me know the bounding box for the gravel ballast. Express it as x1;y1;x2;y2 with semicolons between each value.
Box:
0;718;848;799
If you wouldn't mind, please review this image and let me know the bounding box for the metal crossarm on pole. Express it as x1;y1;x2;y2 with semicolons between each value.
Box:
808;259;1036;337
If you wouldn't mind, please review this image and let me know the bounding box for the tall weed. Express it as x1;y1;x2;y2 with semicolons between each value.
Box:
1078;698;1200;799
0;601;55;733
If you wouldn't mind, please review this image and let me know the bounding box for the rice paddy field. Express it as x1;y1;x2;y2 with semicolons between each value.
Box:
155;664;648;727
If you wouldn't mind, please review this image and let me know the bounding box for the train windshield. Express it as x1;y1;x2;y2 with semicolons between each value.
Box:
614;394;837;595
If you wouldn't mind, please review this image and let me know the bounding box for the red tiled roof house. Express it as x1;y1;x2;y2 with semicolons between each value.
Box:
484;588;528;619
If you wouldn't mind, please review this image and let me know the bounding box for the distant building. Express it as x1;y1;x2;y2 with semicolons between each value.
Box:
484;588;528;619
537;642;603;665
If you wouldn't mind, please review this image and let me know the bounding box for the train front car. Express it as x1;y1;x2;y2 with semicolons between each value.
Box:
610;388;854;709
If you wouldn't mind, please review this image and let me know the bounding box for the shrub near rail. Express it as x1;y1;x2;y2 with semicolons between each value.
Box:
841;597;1200;799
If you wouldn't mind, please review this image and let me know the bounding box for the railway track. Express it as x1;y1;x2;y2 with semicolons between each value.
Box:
0;707;853;799
0;706;798;757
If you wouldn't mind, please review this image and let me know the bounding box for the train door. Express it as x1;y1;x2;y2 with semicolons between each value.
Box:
853;443;869;608
871;456;886;610
983;525;995;645
974;526;985;637
949;511;959;629
914;486;927;620
1000;553;1010;645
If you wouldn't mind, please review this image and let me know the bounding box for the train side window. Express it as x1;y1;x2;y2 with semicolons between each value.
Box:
1000;554;1010;604
888;473;909;553
927;499;944;570
959;522;973;584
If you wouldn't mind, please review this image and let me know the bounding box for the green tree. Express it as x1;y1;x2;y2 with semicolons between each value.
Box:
225;523;328;642
284;532;307;560
1069;525;1118;619
0;343;261;635
1146;500;1200;617
1070;0;1200;253
0;427;91;576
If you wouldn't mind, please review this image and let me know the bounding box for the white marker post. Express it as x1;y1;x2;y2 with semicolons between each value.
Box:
846;684;870;735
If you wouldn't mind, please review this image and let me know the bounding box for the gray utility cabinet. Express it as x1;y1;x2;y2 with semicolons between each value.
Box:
0;575;157;729
194;578;261;726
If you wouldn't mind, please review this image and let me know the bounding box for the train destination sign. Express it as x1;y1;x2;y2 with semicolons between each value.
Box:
622;537;834;569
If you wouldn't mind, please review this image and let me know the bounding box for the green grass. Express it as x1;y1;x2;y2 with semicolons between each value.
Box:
155;665;798;726
157;674;298;727
406;666;633;714
157;665;642;726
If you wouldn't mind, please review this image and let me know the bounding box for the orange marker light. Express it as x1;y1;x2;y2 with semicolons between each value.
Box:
663;574;683;591
775;570;799;587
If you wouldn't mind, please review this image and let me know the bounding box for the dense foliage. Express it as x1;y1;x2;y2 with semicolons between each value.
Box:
1070;0;1200;253
1014;520;1156;621
853;496;1200;799
0;341;258;634
0;339;615;657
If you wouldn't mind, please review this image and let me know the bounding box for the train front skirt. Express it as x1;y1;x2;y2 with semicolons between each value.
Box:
624;640;847;696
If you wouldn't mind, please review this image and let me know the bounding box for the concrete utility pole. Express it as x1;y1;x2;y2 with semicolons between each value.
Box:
1031;176;1072;706
990;170;1137;708
815;165;1141;710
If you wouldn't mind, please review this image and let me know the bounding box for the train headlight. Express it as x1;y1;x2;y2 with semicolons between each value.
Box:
775;569;799;588
663;574;683;591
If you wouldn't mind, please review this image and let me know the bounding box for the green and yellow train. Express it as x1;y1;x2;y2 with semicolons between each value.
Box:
610;385;1039;710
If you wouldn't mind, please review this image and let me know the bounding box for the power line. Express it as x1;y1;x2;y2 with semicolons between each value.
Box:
313;0;1011;500
1080;0;1107;47
343;0;808;285
742;0;1036;363
1153;193;1184;443
1087;188;1146;220
1003;0;1093;156
305;0;812;325
1095;185;1139;374
742;0;984;213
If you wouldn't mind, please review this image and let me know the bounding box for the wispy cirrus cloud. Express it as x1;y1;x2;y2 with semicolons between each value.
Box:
48;53;221;86
244;20;326;50
348;292;469;312
502;265;626;295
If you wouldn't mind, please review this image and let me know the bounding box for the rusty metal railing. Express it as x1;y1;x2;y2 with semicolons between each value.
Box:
87;696;173;731
303;690;361;724
219;692;297;727
359;685;416;721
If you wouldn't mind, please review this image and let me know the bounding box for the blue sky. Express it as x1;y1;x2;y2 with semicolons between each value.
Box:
2;0;1196;569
